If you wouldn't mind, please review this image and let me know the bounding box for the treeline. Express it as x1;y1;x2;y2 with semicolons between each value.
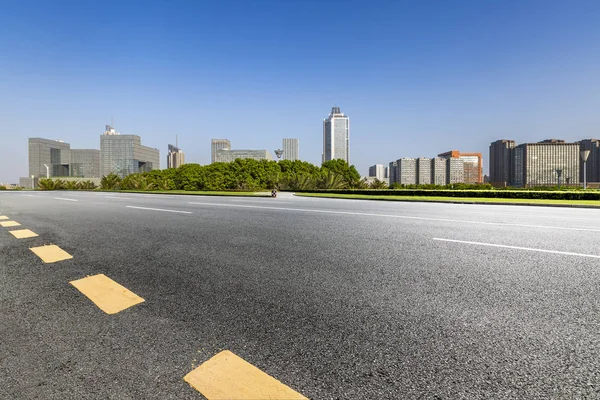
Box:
38;179;97;190
99;159;367;191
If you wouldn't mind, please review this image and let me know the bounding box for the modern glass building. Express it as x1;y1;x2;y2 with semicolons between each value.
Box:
211;139;231;163
322;107;349;164
489;139;515;187
282;138;299;161
27;138;100;179
580;139;600;184
100;126;160;178
513;140;580;187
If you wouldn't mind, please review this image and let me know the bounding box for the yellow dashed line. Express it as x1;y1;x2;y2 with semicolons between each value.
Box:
69;274;145;314
9;229;39;239
184;350;308;400
0;221;21;227
30;244;73;263
0;216;9;220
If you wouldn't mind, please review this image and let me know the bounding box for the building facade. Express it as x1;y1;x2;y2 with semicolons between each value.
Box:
513;140;580;187
322;106;349;164
397;158;417;185
446;158;465;184
167;144;185;169
416;157;431;185
438;150;483;184
489;139;515;187
431;157;447;185
368;164;387;182
100;126;160;178
26;138;100;180
214;149;273;163
211;139;231;163
388;161;397;186
282;138;299;161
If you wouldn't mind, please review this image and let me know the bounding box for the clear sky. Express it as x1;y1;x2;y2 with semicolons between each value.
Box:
2;0;600;183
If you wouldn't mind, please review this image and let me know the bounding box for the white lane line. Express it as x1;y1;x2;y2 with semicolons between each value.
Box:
433;238;600;259
229;199;293;204
53;197;78;202
105;196;133;200
126;206;192;214
22;195;36;197
187;202;600;233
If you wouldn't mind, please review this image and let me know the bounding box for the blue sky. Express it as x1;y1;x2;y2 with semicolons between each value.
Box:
2;0;600;183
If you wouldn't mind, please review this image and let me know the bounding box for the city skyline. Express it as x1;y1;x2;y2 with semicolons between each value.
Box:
2;1;600;183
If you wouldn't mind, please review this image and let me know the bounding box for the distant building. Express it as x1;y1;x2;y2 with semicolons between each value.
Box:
397;158;417;185
513;140;580;187
100;125;160;178
323;106;349;164
21;138;100;186
282;138;299;161
167;144;185;169
416;158;431;185
438;150;483;184
580;139;600;184
211;139;231;163
214;149;273;163
388;161;397;186
446;158;465;184
431;157;447;185
368;164;387;181
489;140;515;187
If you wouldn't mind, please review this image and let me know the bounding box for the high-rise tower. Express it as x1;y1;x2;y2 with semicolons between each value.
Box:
322;106;349;164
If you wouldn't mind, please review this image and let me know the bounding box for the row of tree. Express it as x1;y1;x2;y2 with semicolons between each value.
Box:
38;179;97;190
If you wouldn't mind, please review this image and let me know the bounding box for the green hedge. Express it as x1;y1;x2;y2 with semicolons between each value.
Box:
293;189;600;200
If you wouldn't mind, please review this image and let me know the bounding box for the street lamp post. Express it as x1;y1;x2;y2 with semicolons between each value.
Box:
30;175;35;190
43;163;49;179
555;169;563;189
580;150;590;189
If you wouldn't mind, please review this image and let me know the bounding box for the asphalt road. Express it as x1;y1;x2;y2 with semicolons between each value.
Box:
1;191;600;399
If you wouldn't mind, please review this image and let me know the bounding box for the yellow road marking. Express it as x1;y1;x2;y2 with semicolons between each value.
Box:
69;274;145;314
30;245;73;263
0;221;21;227
9;229;39;239
183;350;308;400
0;216;9;220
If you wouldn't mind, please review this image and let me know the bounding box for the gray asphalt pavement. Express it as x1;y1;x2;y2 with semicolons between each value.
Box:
1;191;600;399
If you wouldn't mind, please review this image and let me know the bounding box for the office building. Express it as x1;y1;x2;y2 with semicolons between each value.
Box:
580;139;600;184
167;144;185;169
397;158;417;185
513;140;580;187
368;164;387;182
388;161;397;186
211;139;231;163
438;150;483;184
322;106;349;164
214;149;273;163
489;140;515;187
431;157;447;186
446;158;465;184
282;138;299;161
22;138;100;187
100;125;160;178
416;158;431;185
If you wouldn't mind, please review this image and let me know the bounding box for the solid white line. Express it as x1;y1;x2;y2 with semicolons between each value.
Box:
53;197;78;202
187;202;600;233
105;196;133;200
126;206;191;214
433;238;600;259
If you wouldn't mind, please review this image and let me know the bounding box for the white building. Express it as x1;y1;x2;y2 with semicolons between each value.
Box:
211;139;231;163
167;144;185;169
397;158;417;185
368;164;388;181
322;106;349;164
282;138;299;161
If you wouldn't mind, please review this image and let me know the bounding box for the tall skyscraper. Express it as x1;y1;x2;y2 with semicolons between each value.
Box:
282;138;299;161
489;139;515;187
322;106;349;164
211;139;231;163
167;144;185;169
100;125;160;178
